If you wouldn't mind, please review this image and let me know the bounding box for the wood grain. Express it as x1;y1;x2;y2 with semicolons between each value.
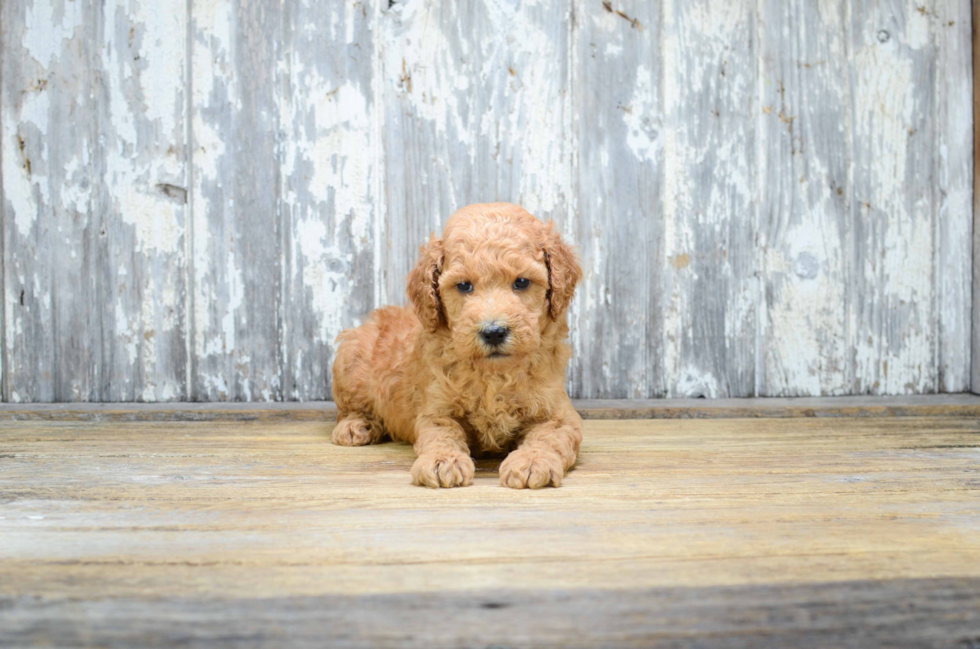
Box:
661;0;758;397
189;0;283;401
758;0;850;396
278;0;379;401
936;0;973;392
2;0;103;401
100;0;190;401
850;0;938;394
4;579;980;648
2;415;979;646
973;0;980;396
570;0;664;398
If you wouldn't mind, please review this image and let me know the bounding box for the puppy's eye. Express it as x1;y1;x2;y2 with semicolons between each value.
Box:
456;281;474;294
513;278;530;291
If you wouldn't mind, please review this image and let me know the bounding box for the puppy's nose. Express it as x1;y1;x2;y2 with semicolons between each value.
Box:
479;324;510;347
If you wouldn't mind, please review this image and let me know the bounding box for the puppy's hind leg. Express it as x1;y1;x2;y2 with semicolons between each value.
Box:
332;415;385;447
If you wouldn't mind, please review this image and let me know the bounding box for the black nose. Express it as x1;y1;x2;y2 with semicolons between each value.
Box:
479;324;510;347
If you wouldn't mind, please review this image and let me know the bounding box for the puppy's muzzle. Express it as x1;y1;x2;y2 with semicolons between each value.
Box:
479;324;510;348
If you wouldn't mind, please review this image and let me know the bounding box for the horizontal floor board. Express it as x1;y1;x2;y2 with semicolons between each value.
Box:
4;578;980;649
2;394;980;422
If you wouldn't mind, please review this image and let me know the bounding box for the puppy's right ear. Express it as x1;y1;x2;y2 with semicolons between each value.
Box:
406;234;444;331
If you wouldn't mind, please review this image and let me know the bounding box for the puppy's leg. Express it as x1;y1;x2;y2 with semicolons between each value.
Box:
411;416;475;488
499;412;582;489
332;415;385;447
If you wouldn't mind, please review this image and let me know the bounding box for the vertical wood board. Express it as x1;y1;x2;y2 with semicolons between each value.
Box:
935;0;972;392
661;0;758;397
99;0;189;402
973;0;980;395
189;0;283;401
2;0;103;402
569;0;664;398
849;0;937;394
278;0;379;401
758;0;851;396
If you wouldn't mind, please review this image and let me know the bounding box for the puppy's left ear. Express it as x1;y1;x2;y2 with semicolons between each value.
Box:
406;234;445;331
541;222;582;320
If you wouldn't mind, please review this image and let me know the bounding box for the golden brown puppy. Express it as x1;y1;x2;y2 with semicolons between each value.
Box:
331;202;583;489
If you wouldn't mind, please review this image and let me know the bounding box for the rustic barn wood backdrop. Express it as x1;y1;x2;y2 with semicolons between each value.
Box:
1;0;974;402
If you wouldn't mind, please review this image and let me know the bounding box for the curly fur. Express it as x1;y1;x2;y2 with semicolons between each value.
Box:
331;203;583;489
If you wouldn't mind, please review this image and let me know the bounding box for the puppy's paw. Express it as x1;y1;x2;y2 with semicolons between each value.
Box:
332;417;377;446
499;448;564;489
412;451;475;488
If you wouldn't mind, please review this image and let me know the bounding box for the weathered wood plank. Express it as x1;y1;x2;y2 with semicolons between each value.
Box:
936;0;973;392
99;0;189;401
4;579;980;648
850;0;938;394
189;0;283;401
4;394;980;422
0;34;5;404
1;416;979;645
2;0;103;402
662;0;758;398
973;0;980;396
279;0;378;401
569;1;664;398
758;0;850;396
378;0;571;306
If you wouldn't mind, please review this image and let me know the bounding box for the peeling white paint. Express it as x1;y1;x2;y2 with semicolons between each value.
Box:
294;219;346;342
905;6;931;50
115;187;183;253
675;367;721;399
623;65;660;163
383;1;475;148
22;0;82;67
277;0;379;400
852;4;935;394
296;81;373;243
3;92;50;238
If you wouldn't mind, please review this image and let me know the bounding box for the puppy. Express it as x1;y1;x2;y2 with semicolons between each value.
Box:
331;203;583;489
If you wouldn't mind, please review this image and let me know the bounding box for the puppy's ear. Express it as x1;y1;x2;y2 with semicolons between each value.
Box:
541;222;582;320
406;234;445;331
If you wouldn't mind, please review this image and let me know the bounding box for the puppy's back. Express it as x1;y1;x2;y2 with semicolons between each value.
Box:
332;306;421;439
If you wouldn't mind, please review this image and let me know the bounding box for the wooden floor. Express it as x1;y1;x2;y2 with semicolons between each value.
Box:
2;402;980;647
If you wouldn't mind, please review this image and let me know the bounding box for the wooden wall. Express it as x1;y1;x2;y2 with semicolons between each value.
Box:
973;0;980;396
1;0;973;402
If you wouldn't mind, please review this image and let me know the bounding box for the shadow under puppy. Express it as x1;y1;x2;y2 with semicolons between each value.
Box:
331;202;583;489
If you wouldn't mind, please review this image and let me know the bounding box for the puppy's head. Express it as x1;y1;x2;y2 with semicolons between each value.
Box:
407;203;581;367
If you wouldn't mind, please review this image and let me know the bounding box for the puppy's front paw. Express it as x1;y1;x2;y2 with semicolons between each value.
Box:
332;417;376;446
412;451;475;488
499;448;564;489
